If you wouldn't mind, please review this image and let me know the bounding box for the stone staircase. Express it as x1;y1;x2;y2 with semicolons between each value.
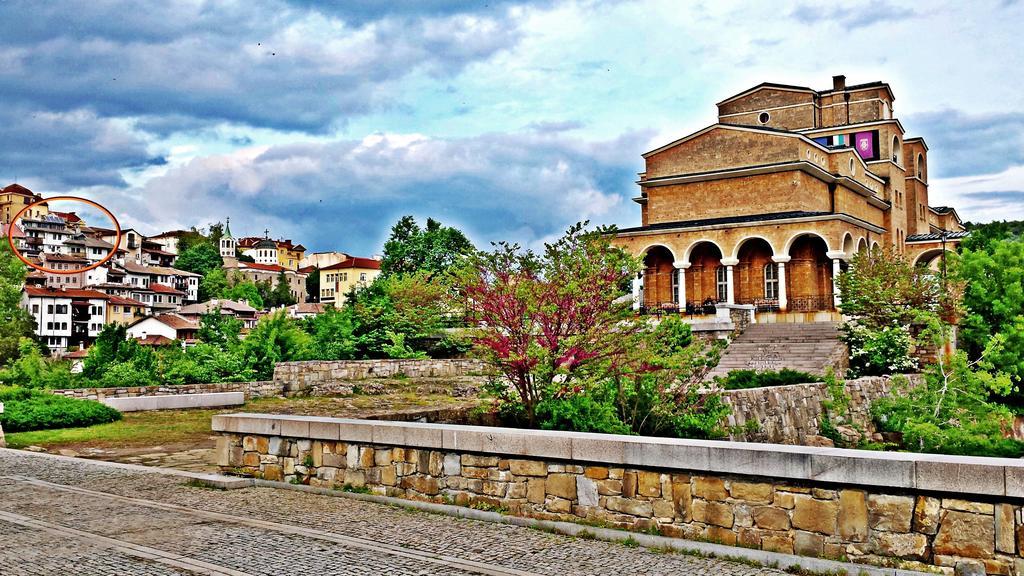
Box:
705;322;847;381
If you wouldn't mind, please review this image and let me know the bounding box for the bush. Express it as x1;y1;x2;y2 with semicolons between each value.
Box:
535;389;631;435
0;386;122;432
715;368;820;390
843;323;917;378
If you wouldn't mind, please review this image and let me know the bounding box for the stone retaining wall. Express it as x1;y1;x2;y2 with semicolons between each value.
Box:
722;375;923;444
273;359;487;395
214;414;1024;575
51;381;280;401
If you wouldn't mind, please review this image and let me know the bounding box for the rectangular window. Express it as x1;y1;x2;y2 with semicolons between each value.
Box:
716;266;728;302
47;304;54;314
764;264;779;299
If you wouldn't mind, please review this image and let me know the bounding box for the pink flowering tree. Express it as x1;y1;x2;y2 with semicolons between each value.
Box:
457;223;642;427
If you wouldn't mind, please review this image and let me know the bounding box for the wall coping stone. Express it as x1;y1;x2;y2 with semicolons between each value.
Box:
212;413;1024;499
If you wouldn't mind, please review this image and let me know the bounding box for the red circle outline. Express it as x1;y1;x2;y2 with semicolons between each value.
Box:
7;196;122;275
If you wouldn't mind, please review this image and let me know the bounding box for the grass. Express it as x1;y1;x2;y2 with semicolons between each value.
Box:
4;407;220;449
3;390;482;451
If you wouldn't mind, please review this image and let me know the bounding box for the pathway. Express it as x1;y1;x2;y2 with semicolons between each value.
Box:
0;449;785;576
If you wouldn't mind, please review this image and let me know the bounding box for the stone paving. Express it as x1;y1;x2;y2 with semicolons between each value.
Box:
0;449;787;576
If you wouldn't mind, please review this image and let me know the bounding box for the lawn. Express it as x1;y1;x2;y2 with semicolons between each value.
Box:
4;391;482;451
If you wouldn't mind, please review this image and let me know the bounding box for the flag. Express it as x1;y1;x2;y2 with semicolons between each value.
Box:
854;131;875;159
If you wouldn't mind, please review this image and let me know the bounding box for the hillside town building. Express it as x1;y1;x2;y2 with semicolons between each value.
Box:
319;257;382;305
22;287;109;353
0;183;48;224
612;75;966;322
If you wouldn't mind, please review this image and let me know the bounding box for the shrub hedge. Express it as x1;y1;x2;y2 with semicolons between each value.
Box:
715;368;821;390
0;386;122;433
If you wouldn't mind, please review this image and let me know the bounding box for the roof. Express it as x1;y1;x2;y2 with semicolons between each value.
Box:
149;230;192;239
237;261;288;273
24;286;110;299
142;246;176;257
717;79;894;108
65;348;90;359
905;231;971;242
930;206;954;214
149;283;185;295
107;295;147;307
616;211;833;234
254;238;277;249
297;265;317;274
288;302;326;314
177;299;257;316
135;313;198;331
2;183;39;197
42;254;88;264
136;335;175;346
322;257;382;271
1;222;25;238
51;211;82;224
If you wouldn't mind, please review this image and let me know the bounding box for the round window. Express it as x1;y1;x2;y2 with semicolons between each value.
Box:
758;112;770;124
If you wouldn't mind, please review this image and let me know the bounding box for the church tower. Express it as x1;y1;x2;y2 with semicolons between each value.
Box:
220;217;237;258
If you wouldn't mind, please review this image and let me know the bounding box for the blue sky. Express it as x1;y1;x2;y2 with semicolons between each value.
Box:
2;0;1023;254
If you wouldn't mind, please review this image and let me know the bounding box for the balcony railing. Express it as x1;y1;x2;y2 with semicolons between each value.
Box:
788;294;835;312
737;298;780;313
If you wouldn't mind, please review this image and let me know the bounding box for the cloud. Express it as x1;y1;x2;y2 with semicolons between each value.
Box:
790;0;917;29
0;106;156;189
930;166;1024;223
907;110;1024;178
90;129;651;254
0;1;527;135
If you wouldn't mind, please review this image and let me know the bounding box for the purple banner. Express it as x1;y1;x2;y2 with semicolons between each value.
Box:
854;131;875;160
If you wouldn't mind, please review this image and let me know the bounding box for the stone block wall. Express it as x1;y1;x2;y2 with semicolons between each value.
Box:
51;381;280;401
273;359;487;395
214;415;1024;575
722;375;922;444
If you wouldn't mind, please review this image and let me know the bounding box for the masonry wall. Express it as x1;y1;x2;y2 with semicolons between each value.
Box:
722;375;921;444
215;415;1024;575
273;359;488;396
51;381;280;401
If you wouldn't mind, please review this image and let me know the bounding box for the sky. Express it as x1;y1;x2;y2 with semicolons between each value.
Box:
2;0;1023;255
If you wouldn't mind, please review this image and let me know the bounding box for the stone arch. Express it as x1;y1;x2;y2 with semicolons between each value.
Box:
857;237;868;254
783;231;832;257
871;240;882;252
913;248;954;269
841;232;855;256
917;153;926;180
892;135;901;164
683;239;724;265
639;242;677;262
684;240;725;309
641;245;676;309
734;237;776;306
785;233;834;312
729;235;777;260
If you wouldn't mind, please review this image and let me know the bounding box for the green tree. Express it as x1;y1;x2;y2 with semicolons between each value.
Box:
380;216;474;277
457;222;641;426
955;238;1024;385
224;280;264;309
175;241;223;277
82;324;158;386
238;311;312;379
196;308;243;348
269;271;296;307
199;267;228;301
173;228;206;254
0;241;36;365
0;338;73;388
305;267;320;302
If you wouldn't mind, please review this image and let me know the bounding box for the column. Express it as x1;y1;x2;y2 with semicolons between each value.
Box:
721;258;738;305
832;258;843;308
674;262;688;310
773;255;790;312
631;272;643;311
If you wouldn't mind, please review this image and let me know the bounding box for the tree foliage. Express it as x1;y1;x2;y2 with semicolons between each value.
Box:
955;238;1024;386
458;222;644;426
175;240;223;277
381;216;474;277
0;241;36;366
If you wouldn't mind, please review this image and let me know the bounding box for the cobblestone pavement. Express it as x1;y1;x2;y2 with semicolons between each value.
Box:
0;449;787;576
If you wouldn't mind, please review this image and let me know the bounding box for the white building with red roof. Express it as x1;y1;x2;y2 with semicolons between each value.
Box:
21;286;109;353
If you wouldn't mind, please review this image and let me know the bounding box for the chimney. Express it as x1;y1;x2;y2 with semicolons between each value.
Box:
832;74;846;91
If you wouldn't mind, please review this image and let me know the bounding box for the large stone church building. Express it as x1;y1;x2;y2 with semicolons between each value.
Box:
613;75;966;322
